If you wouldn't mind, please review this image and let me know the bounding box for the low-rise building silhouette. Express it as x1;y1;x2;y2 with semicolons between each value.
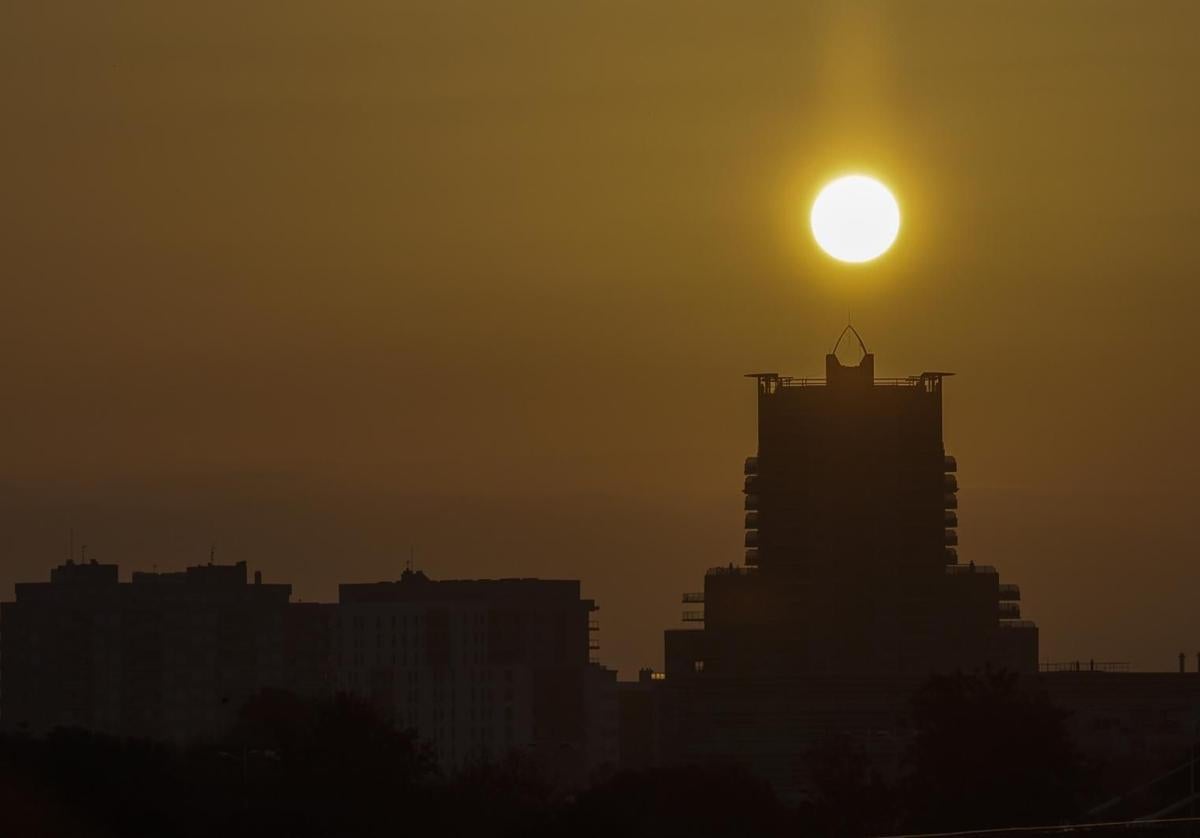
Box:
336;569;616;782
1;560;616;784
1;559;291;742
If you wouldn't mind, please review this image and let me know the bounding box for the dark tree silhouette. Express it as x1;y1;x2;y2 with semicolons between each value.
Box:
799;733;898;837
902;668;1082;832
228;690;439;837
554;763;790;838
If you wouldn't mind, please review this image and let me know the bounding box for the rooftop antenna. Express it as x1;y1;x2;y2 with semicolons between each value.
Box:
68;528;74;563
81;544;88;563
408;546;414;573
830;323;869;360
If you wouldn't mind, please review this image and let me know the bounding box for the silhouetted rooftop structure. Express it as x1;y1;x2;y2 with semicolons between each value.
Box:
666;335;1035;681
649;335;1037;795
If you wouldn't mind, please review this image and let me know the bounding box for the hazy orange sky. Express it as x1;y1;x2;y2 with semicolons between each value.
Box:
4;2;1200;676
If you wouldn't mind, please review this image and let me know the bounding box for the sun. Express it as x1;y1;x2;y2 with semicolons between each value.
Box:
810;175;900;263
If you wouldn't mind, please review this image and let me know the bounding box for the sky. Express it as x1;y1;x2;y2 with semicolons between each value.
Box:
3;1;1200;677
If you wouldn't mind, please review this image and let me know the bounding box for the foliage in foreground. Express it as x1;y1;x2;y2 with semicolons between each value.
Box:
0;672;1092;837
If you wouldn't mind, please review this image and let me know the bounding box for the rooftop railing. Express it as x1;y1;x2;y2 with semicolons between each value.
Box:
750;375;946;390
1040;661;1130;673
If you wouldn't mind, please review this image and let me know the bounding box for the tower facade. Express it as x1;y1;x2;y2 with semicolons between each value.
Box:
665;334;1036;680
746;349;953;578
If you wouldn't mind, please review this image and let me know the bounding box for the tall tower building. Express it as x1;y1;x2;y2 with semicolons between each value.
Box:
665;330;1035;680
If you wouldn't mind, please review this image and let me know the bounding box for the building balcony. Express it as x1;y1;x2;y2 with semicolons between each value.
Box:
943;473;958;492
744;475;759;494
588;619;600;631
945;547;958;564
946;563;997;575
745;530;759;548
999;583;1021;601
944;454;958;472
944;493;958;510
744;511;759;528
944;529;958;546
744;456;759;476
707;565;757;577
944;510;958;527
998;602;1021;619
681;592;705;603
744;494;759;511
589;638;600;650
745;548;759;565
682;610;705;623
999;619;1036;629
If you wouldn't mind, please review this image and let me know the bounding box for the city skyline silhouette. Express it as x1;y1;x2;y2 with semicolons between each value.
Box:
5;1;1200;834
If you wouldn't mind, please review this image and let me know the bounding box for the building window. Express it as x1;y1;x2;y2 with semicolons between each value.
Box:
693;660;705;673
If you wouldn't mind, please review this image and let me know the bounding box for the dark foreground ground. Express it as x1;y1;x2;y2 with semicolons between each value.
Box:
2;671;1194;837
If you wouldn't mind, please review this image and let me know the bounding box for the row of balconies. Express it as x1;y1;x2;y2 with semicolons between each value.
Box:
745;454;961;560
944;453;957;560
746;456;760;566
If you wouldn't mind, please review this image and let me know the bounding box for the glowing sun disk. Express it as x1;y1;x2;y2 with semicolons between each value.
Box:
810;175;900;263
